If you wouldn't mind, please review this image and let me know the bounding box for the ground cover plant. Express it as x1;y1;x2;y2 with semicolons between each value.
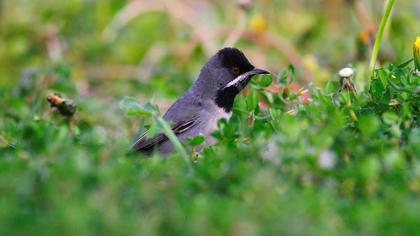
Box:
1;0;420;235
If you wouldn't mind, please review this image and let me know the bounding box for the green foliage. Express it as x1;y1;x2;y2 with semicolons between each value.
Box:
188;134;206;146
1;60;419;235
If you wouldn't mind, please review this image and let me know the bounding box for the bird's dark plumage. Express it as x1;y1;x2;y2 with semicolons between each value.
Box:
218;48;254;73
131;118;198;155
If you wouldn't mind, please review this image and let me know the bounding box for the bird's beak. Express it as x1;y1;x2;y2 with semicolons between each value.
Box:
249;68;271;76
223;68;270;90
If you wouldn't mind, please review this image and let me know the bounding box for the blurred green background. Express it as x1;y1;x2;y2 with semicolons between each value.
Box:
1;0;420;235
2;0;420;93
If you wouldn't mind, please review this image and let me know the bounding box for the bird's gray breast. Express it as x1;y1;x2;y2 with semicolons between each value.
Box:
196;100;232;144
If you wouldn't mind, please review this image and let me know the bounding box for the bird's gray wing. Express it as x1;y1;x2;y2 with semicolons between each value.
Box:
130;118;198;154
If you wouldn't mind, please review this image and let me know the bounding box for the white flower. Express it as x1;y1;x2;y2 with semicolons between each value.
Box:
318;149;337;169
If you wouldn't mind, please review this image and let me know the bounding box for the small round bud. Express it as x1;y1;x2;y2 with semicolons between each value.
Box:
338;67;354;78
250;14;267;33
338;67;356;92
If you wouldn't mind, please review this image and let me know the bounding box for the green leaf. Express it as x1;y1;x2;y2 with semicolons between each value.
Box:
325;80;340;94
370;78;385;99
277;64;295;85
382;112;399;125
120;96;158;117
246;90;259;112
378;69;388;87
257;74;273;87
188;134;205;146
288;64;296;81
361;157;381;180
397;58;413;68
277;70;288;85
269;108;282;121
358;114;380;137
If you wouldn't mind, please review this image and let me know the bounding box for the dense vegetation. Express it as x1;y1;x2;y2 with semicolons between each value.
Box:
1;1;419;235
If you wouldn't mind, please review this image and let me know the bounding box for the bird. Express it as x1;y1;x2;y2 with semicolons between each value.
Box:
130;47;269;155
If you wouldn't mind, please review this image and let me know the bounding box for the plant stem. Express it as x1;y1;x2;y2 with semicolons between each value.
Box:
156;117;191;167
369;0;395;78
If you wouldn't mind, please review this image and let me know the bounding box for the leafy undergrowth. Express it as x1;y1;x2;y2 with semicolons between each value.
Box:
1;61;419;235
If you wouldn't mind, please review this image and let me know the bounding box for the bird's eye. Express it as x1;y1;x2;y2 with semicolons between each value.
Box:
231;67;240;75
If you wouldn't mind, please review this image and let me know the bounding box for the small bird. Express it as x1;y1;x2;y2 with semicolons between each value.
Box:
131;47;269;154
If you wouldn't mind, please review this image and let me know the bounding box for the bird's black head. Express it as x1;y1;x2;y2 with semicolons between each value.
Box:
218;47;255;76
200;47;269;112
